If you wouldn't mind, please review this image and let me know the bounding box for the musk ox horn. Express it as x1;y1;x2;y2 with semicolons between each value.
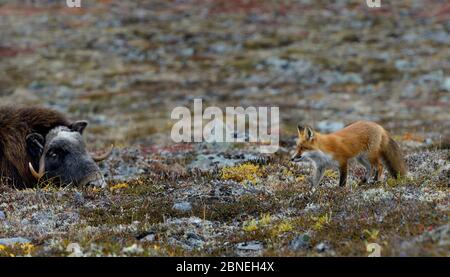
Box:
91;144;114;162
29;159;45;179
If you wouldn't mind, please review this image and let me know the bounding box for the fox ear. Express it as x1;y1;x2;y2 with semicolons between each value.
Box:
305;126;315;141
297;124;304;135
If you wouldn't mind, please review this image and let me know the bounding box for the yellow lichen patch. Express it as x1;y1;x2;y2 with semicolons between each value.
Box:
363;229;380;241
324;170;338;179
295;175;306;182
311;212;332;231
387;175;413;187
282;168;294;177
260;213;272;226
90;187;101;193
19;243;35;255
221;163;262;184
109;183;129;192
0;243;35;256
271;220;294;236
243;219;258;232
242;213;273;233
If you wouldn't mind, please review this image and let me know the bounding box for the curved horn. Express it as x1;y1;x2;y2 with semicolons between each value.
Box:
91;144;114;162
29;159;45;180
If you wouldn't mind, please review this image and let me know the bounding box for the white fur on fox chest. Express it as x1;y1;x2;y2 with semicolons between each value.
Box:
303;150;339;169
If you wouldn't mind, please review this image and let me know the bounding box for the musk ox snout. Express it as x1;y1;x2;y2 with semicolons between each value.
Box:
28;121;112;187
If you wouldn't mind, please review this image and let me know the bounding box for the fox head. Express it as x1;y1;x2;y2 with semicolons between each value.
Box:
291;125;319;162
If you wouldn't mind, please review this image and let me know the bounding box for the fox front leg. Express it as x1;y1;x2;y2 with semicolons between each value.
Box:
339;163;348;187
311;166;326;186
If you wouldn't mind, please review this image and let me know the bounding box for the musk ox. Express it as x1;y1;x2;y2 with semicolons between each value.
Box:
0;106;112;188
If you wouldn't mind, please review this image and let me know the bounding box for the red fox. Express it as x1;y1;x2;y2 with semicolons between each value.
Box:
291;121;407;187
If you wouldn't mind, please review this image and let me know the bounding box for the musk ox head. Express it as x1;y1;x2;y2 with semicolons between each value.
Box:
26;121;112;187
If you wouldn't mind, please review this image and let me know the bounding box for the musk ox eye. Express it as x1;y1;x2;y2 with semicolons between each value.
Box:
47;148;65;158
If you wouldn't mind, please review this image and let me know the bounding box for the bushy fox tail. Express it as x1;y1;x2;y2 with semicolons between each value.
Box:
381;135;407;177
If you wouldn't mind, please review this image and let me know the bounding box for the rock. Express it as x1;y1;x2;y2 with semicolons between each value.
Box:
74;192;85;205
0;211;5;220
317;121;345;133
265;58;314;80
187;152;259;171
320;71;363;86
140;233;156;242
395;59;416;71
426;30;450;45
362;188;394;203
66;243;83;257
122;244;144;254
289;234;311;251
180;48;194;57
0;237;31;246
186;232;205;249
442;77;450;92
398;225;450;256
209;43;234;54
172;201;192;213
418;71;444;86
315;242;331;252
236;241;263;251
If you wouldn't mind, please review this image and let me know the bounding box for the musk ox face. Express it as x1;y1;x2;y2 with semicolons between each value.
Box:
27;121;112;187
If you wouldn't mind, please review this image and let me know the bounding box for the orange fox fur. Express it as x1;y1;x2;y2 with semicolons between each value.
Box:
291;121;407;186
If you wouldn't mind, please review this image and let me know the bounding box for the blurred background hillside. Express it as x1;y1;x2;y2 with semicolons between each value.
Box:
1;0;449;149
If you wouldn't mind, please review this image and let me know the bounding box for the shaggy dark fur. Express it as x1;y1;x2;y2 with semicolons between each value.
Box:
0;106;70;188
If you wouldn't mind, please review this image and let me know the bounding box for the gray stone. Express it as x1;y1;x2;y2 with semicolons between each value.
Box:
427;30;450;44
441;77;450;92
395;59;408;71
186;232;205;249
289;234;311;251
236;241;263;251
180;48;194;57
140;233;156;242
0;237;31;246
187;151;259;171
74;192;85;205
315;242;331;252
0;211;5;220
172;201;192;213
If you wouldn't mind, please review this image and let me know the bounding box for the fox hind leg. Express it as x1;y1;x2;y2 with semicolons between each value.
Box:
373;161;383;182
357;155;372;183
368;153;383;183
